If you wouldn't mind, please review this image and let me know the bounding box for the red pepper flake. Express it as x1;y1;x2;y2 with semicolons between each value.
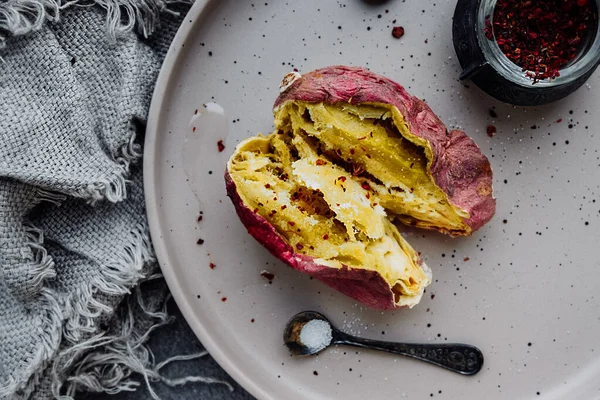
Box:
296;243;304;250
486;0;594;83
264;183;271;189
430;294;436;300
365;193;371;199
251;318;255;323
194;109;198;114
338;176;347;182
487;125;497;137
209;262;216;269
361;182;371;191
217;140;225;152
261;270;275;281
556;118;563;123
253;208;259;213
315;159;327;166
221;297;227;302
392;26;405;39
281;205;287;210
323;234;329;240
288;221;295;226
196;238;205;245
192;126;196;132
464;257;470;261
352;165;365;176
197;214;203;222
357;136;367;140
349;148;355;155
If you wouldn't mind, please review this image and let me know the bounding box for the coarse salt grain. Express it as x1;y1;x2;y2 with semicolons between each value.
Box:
300;320;332;352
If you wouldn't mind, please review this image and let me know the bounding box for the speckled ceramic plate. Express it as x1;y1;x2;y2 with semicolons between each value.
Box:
144;1;600;399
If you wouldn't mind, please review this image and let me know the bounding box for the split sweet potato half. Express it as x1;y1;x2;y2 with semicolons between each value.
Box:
225;66;495;310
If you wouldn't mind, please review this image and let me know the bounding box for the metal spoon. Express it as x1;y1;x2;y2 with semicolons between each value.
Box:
283;311;484;376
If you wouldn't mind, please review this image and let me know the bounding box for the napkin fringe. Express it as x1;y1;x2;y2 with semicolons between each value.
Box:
21;225;59;297
35;223;233;399
78;127;143;205
0;0;185;48
0;287;63;399
0;187;63;304
0;0;60;48
6;221;150;398
116;126;144;171
53;279;234;399
73;129;142;205
63;223;151;344
78;173;129;204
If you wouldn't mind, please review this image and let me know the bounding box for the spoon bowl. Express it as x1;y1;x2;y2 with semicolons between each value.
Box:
284;311;484;376
283;311;333;356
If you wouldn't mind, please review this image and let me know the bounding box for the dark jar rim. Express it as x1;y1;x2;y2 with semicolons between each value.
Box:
476;0;600;88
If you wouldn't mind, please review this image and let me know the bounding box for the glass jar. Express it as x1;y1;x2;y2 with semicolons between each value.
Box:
452;0;600;106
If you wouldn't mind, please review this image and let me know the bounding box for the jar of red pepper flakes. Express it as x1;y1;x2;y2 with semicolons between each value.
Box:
452;0;600;106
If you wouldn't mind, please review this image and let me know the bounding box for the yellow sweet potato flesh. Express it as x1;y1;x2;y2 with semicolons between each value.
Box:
228;101;475;302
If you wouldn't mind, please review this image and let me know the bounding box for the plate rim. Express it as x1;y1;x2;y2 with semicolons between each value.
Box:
143;2;600;399
143;1;272;399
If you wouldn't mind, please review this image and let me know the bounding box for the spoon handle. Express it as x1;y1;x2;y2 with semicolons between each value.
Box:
335;332;483;375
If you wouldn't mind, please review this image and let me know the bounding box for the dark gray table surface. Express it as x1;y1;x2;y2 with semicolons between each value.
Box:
84;299;255;400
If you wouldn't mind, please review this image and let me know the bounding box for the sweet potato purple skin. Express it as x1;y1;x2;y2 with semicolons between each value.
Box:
274;66;496;233
225;171;403;310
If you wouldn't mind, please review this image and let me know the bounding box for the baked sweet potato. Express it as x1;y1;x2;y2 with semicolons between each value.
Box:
225;66;495;310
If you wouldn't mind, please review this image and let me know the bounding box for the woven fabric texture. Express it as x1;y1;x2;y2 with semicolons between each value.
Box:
0;3;232;399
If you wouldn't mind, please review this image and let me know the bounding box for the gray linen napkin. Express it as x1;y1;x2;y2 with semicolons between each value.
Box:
0;3;243;399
